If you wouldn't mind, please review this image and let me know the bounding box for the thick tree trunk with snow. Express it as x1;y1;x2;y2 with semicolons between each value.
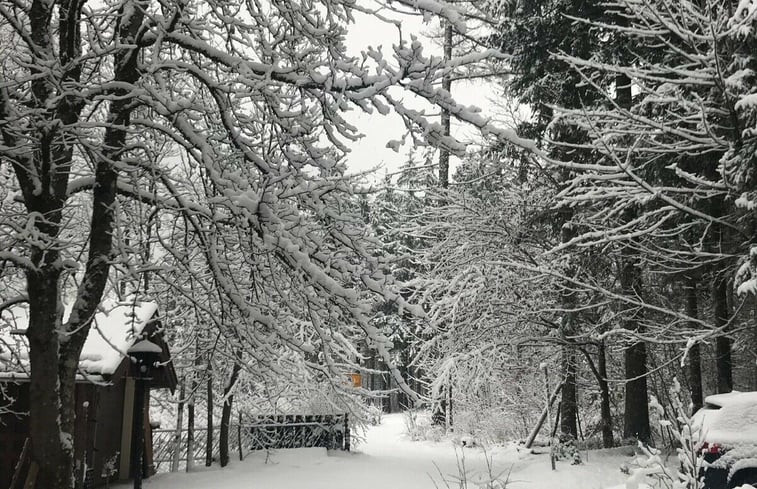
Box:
22;1;81;485
27;269;68;488
14;2;145;487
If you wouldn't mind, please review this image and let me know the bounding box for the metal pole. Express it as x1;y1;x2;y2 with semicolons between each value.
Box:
132;377;146;489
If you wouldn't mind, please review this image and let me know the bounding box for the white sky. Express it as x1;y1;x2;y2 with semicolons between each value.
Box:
342;8;508;182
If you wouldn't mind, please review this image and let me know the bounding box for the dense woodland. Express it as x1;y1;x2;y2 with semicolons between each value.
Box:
1;1;757;488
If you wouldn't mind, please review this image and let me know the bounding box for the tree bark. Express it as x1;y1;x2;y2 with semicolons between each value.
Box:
171;381;185;472
431;21;453;426
525;382;563;449
623;338;650;443
713;277;733;393
22;0;83;485
559;220;578;440
220;360;241;467
559;345;578;440
206;358;214;466
186;381;195;472
20;2;146;487
619;242;651;443
597;340;613;448
685;278;704;412
27;270;67;488
615;72;651;444
439;21;452;188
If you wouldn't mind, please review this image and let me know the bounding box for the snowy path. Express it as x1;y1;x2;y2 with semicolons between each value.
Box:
118;414;630;489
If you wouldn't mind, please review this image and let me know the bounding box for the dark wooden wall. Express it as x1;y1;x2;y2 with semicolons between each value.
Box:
0;380;131;489
0;382;30;489
88;379;125;487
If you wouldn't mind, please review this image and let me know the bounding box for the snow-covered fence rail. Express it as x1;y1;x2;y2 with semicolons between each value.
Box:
151;414;350;472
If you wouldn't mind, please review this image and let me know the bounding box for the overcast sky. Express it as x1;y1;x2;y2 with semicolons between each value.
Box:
342;8;509;182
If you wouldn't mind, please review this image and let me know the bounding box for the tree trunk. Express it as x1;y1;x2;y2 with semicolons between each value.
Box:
685;278;704;412
559;220;578;440
623;339;650;443
438;21;452;188
713;277;733;393
525;382;563;448
597;340;614;448
389;376;400;414
220;360;242;467
171;381;185;472
23;0;80;484
559;346;578;440
619;245;651;443
206;359;214;466
186;385;195;472
22;2;146;487
446;383;453;431
616;72;651;444
27;271;69;488
431;20;453;427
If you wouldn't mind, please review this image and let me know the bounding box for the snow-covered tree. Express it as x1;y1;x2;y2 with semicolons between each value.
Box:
0;0;531;486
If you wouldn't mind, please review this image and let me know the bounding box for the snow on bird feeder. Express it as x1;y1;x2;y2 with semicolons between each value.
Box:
127;339;162;378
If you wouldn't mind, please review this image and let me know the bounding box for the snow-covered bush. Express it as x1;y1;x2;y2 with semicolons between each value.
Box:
404;409;445;442
625;379;704;489
553;436;582;465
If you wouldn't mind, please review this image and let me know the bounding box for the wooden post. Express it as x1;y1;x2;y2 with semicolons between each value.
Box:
119;378;136;479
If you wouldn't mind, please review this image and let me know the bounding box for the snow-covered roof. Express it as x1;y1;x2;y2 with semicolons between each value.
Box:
694;391;757;446
0;300;159;376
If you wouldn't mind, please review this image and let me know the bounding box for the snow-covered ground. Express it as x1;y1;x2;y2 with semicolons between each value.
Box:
119;413;634;489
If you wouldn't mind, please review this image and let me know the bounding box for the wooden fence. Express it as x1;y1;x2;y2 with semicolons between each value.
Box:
152;414;350;472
